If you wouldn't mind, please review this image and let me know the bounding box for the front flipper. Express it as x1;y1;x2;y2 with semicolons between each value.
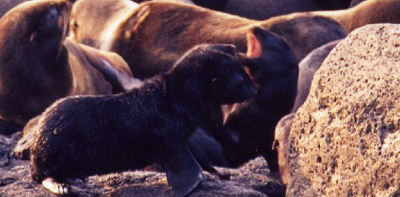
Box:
42;177;70;195
163;145;202;196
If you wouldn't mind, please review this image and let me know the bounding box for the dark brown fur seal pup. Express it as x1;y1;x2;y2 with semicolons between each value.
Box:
218;27;298;171
0;0;135;129
70;0;347;78
30;44;256;196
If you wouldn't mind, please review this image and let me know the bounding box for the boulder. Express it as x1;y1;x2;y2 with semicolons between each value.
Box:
288;24;400;196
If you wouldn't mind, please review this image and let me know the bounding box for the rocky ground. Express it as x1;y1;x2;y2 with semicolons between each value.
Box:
0;133;285;196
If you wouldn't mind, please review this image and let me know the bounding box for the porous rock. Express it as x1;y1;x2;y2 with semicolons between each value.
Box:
287;24;400;196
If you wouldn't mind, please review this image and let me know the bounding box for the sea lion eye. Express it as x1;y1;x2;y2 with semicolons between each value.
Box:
72;20;78;29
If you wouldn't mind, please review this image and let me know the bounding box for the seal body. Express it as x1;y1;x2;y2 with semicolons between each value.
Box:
30;44;256;195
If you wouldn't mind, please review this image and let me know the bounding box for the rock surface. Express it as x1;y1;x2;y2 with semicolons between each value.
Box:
288;24;400;196
0;134;285;196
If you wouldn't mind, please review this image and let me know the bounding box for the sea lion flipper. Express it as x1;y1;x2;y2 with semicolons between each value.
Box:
42;177;70;195
164;145;202;196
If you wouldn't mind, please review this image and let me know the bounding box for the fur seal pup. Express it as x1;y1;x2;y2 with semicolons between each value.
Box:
220;26;298;171
0;0;135;130
187;26;298;173
30;44;256;195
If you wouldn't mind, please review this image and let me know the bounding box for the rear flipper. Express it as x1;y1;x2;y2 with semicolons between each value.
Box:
42;177;70;195
163;145;202;196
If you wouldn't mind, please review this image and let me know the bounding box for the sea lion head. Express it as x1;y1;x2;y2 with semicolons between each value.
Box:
0;0;71;124
0;0;70;63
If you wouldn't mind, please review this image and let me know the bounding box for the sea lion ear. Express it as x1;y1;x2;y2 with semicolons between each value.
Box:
123;5;150;39
246;27;263;58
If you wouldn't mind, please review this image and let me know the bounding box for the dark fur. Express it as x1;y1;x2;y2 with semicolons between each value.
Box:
71;0;307;170
30;44;255;185
222;0;351;20
187;27;298;172
191;0;228;11
220;27;298;170
291;39;341;112
0;0;133;129
0;0;29;18
70;0;347;79
274;40;341;184
350;0;365;7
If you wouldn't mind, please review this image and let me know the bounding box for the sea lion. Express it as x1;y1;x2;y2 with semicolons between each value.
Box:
71;0;309;171
70;0;347;79
30;44;256;195
314;0;400;32
69;0;139;50
187;26;298;173
219;26;298;171
0;0;136;131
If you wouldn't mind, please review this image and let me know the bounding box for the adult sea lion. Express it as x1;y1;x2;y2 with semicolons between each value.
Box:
0;0;135;131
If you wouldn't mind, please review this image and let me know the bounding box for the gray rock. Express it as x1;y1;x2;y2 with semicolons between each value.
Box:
288;24;400;196
0;134;284;196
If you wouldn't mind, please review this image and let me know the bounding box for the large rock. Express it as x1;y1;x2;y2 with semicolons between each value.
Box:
288;24;400;196
0;133;285;196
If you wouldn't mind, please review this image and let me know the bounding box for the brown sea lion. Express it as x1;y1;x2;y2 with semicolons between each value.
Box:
314;0;400;32
70;0;346;79
0;0;135;130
